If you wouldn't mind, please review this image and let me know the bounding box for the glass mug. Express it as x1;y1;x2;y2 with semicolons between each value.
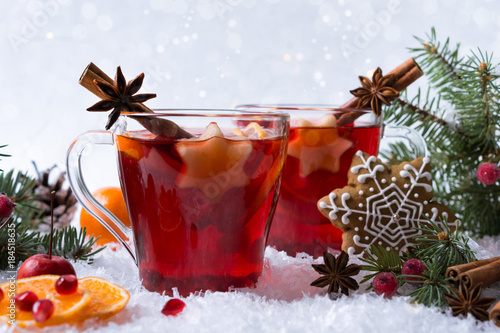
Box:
66;110;289;295
237;105;428;257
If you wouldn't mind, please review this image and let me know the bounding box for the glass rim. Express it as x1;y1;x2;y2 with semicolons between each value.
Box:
236;104;375;114
120;109;290;119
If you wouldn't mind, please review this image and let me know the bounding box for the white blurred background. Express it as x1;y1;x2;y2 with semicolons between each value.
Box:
1;0;500;188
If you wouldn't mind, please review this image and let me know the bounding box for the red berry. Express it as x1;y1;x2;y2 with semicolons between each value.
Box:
0;194;16;218
14;290;38;311
0;289;3;302
161;298;186;316
477;162;500;185
372;272;398;298
17;254;76;279
32;299;54;323
401;259;426;285
55;274;78;295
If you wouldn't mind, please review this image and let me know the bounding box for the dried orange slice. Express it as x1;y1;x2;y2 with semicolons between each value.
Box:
78;276;130;319
0;275;92;328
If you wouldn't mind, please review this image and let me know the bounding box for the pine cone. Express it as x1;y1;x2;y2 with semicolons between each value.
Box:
32;164;78;231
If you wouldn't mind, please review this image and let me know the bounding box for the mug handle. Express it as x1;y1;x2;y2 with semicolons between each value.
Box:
66;130;136;264
382;125;429;158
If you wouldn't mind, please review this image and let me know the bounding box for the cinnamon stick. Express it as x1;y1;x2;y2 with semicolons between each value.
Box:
79;62;114;99
445;256;500;281
337;58;423;125
79;63;193;139
489;301;500;327
460;258;500;288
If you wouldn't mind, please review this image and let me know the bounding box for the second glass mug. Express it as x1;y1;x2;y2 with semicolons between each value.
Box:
237;105;428;257
66;110;289;296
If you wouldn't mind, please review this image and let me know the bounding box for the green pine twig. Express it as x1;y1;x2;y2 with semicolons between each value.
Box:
359;244;403;289
0;145;10;172
410;27;463;88
39;226;105;264
406;258;455;308
383;27;500;236
412;219;476;276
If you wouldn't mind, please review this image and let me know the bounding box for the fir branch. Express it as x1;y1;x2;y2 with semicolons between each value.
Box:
447;51;500;155
460;186;500;234
0;224;104;270
0;145;9;172
0;169;40;227
384;27;500;235
395;98;453;132
359;244;403;289
0;144;9;157
407;258;455;308
0;169;37;206
0;223;40;269
0;148;105;269
379;142;415;166
412;219;476;276
39;226;105;263
410;27;463;88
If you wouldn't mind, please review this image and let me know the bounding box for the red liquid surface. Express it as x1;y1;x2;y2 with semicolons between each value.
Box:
116;131;286;296
268;125;382;257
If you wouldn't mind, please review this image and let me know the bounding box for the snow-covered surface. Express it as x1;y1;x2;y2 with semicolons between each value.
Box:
4;0;500;332
2;241;500;333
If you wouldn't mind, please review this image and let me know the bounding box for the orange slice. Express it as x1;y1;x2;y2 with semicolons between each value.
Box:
242;122;268;139
231;128;246;137
0;275;92;328
78;276;130;319
116;133;146;160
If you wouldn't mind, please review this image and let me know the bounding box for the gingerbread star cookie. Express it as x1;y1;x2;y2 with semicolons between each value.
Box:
317;151;458;256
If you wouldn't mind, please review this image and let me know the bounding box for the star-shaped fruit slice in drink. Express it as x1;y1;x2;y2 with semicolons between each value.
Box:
176;122;253;203
288;114;353;177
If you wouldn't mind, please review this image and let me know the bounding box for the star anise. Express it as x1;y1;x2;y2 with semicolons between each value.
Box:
310;251;361;296
87;66;157;130
445;280;495;322
349;67;399;117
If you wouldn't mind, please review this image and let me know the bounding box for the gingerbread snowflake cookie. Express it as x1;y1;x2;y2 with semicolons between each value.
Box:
317;151;458;256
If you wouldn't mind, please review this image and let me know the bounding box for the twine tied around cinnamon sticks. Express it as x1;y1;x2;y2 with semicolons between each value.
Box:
446;256;500;325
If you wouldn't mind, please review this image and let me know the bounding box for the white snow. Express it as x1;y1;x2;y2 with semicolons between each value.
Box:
2;241;500;333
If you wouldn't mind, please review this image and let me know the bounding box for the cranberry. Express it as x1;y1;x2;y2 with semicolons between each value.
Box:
0;194;15;218
55;274;78;295
477;162;500;185
0;288;4;302
401;259;426;285
14;290;38;311
372;272;398;298
161;298;186;316
32;299;54;323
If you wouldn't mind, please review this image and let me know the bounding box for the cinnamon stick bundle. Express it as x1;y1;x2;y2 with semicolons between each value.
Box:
79;63;193;139
446;256;500;288
337;58;423;126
